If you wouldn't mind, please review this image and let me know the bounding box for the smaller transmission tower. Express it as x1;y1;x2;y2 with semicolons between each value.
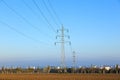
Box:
55;25;70;72
72;51;76;73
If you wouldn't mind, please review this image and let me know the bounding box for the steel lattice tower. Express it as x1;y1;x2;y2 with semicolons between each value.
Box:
55;25;70;72
72;51;76;73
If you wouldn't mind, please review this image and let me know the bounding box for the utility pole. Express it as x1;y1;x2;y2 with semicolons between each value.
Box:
55;25;70;73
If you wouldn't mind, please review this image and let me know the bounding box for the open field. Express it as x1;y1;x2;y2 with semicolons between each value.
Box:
0;73;120;80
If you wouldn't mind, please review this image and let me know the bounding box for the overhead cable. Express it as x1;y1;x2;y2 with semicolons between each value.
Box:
47;0;62;25
42;0;60;28
1;0;48;37
22;0;53;39
32;0;56;33
0;20;39;43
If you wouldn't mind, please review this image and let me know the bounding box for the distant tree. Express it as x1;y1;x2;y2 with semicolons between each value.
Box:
43;66;51;73
1;66;5;74
67;68;72;73
15;67;22;73
102;67;106;74
79;67;86;73
34;67;41;73
115;64;119;74
27;67;34;73
47;66;51;73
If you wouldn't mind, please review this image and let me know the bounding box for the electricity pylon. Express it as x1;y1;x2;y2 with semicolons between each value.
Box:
72;51;76;73
55;25;71;72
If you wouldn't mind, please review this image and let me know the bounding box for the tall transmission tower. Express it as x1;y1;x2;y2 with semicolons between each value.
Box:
55;25;70;72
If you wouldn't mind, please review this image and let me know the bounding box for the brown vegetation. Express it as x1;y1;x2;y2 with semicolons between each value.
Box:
0;73;120;80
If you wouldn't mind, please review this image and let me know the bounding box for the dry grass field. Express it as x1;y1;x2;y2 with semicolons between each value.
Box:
0;73;120;80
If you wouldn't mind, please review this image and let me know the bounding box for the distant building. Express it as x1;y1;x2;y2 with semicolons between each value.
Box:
105;66;111;71
118;65;120;68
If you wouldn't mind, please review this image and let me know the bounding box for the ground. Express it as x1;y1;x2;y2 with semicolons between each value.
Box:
0;73;120;80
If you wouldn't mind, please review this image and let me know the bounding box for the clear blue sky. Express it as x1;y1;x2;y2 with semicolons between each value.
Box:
0;0;120;67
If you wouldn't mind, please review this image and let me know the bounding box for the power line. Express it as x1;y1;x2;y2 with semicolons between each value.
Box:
1;0;52;39
47;0;62;25
22;0;35;14
32;0;56;33
0;20;40;43
42;0;60;28
22;0;53;39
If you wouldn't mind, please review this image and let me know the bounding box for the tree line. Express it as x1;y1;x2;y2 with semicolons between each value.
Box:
0;64;119;74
